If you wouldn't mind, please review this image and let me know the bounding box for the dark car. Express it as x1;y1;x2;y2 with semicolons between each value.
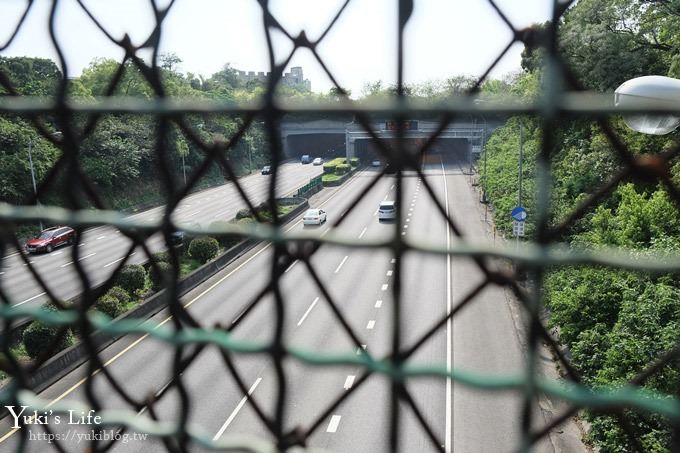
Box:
301;155;311;164
261;165;272;175
25;226;75;254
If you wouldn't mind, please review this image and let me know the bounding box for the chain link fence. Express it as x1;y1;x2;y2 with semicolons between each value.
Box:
0;0;679;452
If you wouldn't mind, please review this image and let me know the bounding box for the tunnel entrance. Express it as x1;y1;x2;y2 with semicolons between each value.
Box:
285;134;346;160
354;137;471;165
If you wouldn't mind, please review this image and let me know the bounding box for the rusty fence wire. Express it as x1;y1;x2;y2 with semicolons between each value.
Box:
0;0;679;452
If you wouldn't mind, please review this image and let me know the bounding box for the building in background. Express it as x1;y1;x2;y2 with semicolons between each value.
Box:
236;66;311;91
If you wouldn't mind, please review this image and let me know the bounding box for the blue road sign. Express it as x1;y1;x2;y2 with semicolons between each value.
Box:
511;206;527;222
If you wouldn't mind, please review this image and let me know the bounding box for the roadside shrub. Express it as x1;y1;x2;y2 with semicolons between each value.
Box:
106;286;130;305
95;294;125;319
149;261;172;290
115;264;145;293
236;208;252;220
188;236;219;264
23;302;74;359
151;250;171;264
23;322;74;359
350;157;359;167
210;220;240;248
323;163;336;174
336;163;351;175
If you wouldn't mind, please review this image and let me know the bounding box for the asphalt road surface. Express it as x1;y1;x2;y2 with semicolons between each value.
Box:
0;162;322;312
0;157;584;452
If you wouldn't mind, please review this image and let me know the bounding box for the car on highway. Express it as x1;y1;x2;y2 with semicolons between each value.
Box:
25;226;75;253
261;165;271;175
302;208;327;226
371;159;381;167
301;154;311;164
312;157;323;166
170;220;202;245
378;201;396;221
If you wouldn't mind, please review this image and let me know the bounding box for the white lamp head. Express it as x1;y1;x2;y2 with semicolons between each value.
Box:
614;76;680;135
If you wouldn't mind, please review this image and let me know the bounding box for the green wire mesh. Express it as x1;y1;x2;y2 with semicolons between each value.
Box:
0;1;679;452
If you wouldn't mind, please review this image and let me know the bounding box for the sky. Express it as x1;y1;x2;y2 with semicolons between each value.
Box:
0;0;555;96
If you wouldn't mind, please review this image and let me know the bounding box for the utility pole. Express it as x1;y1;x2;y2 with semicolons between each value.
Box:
27;139;43;231
518;122;523;208
517;122;524;249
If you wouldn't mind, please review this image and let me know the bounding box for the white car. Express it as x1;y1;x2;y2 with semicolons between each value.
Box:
378;201;396;221
303;208;327;226
312;157;323;165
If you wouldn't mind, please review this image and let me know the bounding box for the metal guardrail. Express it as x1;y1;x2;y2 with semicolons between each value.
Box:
0;1;679;452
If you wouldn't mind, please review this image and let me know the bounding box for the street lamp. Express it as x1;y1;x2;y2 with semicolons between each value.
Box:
615;76;680;135
26;138;43;231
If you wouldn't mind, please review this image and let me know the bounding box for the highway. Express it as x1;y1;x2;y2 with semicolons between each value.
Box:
0;162;322;312
0;157;581;452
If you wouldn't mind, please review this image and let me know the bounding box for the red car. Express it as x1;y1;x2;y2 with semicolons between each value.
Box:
25;226;75;254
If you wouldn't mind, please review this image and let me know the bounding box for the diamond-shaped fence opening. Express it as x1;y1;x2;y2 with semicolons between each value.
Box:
0;1;679;452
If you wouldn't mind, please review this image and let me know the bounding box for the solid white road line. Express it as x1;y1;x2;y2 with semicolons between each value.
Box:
213;377;262;441
358;227;367;239
297;297;320;326
60;253;96;268
343;375;355;390
17;292;46;307
375;300;383;308
442;157;453;453
334;256;348;274
326;415;342;433
366;320;375;330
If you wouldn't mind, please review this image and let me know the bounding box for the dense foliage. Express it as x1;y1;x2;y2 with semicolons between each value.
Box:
188;236;219;264
481;1;680;451
115;264;146;294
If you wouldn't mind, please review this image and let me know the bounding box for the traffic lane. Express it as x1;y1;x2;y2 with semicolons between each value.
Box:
0;168;379;451
106;172;399;450
137;172;400;445
442;164;530;451
171;161;322;226
317;165;449;452
207;222;400;445
210;173;416;448
1;162;322;310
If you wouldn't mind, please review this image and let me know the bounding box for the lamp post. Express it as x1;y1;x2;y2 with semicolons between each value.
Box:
27;138;43;231
615;76;680;135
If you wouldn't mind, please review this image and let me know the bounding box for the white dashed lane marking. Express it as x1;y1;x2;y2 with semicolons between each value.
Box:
96;236;106;240
61;253;96;268
213;378;262;440
375;300;383;308
366;320;375;330
285;260;298;273
386;270;393;277
326;415;342;433
103;252;136;268
297;297;320;327
381;284;388;291
358;227;367;239
334;256;348;274
343;375;355;390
